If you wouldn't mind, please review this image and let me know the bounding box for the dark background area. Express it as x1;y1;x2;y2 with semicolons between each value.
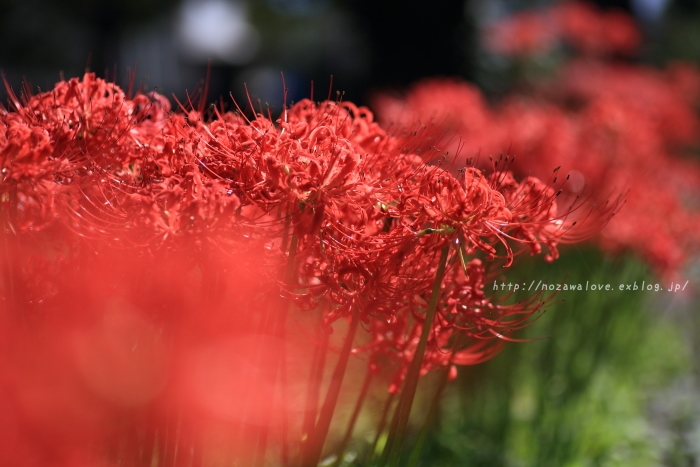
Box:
0;0;697;112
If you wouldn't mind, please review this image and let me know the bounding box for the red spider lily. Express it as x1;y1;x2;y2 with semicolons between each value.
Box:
554;1;641;56
1;72;618;466
353;256;548;394
374;56;700;278
484;1;641;57
485;10;557;56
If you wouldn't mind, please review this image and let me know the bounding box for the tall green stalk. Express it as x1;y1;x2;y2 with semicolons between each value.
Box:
251;233;298;466
407;333;467;467
406;366;451;467
364;392;396;466
331;368;374;467
386;245;450;466
299;309;330;463
300;305;360;467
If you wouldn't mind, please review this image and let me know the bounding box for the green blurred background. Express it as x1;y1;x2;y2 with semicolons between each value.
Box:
419;249;698;466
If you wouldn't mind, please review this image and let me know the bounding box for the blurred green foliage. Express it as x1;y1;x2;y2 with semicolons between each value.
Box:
390;248;693;466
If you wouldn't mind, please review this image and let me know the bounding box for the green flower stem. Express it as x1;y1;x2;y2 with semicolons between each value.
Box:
254;300;289;467
377;390;404;466
407;365;451;467
364;392;396;466
407;333;468;467
299;310;330;462
253;233;299;466
331;367;374;467
301;304;361;467
388;245;450;467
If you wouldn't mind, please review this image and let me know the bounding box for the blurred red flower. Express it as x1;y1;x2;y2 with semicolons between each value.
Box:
0;72;617;465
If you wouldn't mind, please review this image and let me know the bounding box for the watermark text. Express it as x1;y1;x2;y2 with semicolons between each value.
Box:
493;280;690;293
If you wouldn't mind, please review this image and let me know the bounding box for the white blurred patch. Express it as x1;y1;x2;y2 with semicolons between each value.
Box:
631;0;670;24
177;0;260;64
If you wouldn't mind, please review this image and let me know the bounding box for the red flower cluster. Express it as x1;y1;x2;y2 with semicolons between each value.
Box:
0;73;617;465
375;22;700;277
485;0;641;57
